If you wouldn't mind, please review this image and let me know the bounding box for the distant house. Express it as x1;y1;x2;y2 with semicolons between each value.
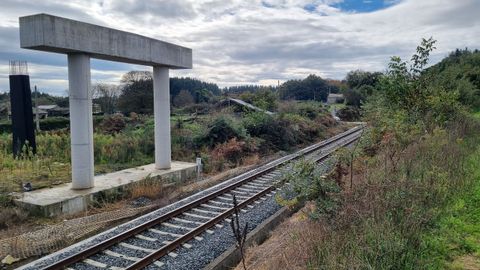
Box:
3;103;101;120
48;107;70;117
327;93;344;104
32;107;48;119
37;105;69;117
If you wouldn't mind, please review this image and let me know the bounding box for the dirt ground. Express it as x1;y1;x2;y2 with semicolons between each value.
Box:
233;203;319;270
451;255;480;270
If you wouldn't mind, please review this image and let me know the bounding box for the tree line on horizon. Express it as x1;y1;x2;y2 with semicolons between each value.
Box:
0;72;345;115
2;47;479;116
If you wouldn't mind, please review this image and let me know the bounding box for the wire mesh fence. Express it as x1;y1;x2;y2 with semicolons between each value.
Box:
0;205;155;260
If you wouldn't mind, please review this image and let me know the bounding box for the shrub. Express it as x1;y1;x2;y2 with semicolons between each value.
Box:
97;114;126;134
210;137;258;172
211;138;245;169
279;113;326;144
40;117;70;131
173;90;195;107
277;160;341;219
0;117;70;133
238;88;278;111
337;106;361;121
243;112;297;152
343;88;364;107
242;112;274;136
176;103;214;115
278;101;327;120
200;116;246;147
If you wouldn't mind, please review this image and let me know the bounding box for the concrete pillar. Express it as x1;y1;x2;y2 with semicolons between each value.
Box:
68;54;94;189
153;66;171;169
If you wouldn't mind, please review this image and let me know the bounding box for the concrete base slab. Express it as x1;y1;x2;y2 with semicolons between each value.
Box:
13;161;197;217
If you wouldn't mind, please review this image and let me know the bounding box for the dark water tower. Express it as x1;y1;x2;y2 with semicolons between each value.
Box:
9;60;36;156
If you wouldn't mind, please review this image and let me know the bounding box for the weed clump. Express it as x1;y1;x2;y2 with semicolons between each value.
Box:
200;116;246;147
277;160;341;219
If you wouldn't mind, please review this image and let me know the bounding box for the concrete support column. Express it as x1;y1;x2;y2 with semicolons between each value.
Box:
68;54;94;189
153;66;171;169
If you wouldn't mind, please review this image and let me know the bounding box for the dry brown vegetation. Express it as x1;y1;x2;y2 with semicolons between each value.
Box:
236;119;480;269
234;203;321;270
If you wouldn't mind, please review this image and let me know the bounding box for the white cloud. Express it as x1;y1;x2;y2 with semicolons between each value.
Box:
0;0;479;94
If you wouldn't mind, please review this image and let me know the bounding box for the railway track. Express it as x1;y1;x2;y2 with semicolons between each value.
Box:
22;125;364;270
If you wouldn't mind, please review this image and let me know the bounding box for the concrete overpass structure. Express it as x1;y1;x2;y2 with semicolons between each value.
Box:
19;14;193;189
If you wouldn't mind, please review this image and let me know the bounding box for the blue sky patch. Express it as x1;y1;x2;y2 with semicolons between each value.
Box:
261;1;275;8
304;3;317;12
332;0;400;13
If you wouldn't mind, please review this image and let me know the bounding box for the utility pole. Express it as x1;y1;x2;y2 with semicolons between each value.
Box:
35;85;40;132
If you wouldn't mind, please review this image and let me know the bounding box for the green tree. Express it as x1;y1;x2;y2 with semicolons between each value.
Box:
238;87;278;111
170;77;220;102
117;71;222;113
117;78;153;114
201;116;246;147
193;88;213;103
344;89;363;107
277;160;341;219
367;37;464;129
173;89;195;107
279;74;336;102
345;70;382;89
424;48;480;108
382;37;437;115
225;85;277;94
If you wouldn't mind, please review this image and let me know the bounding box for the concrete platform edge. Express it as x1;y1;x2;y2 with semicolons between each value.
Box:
13;162;197;217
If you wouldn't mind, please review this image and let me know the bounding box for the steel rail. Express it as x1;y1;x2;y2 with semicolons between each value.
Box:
125;130;363;270
40;125;364;270
126;185;276;269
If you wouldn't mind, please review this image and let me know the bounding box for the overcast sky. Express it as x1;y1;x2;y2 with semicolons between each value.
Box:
0;0;479;95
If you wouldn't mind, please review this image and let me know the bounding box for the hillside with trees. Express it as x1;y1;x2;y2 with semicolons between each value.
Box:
424;48;480;109
234;39;480;270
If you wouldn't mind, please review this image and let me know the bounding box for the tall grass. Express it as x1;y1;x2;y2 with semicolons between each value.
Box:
0;118;158;193
304;120;480;269
0;105;338;195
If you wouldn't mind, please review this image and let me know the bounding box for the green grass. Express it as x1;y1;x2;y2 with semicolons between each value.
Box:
331;103;346;110
473;110;480;119
421;144;480;269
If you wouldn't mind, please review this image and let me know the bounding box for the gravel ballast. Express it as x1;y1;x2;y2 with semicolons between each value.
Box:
18;128;358;270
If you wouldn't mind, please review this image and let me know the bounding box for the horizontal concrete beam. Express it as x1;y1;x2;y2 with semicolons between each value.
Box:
19;13;192;69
